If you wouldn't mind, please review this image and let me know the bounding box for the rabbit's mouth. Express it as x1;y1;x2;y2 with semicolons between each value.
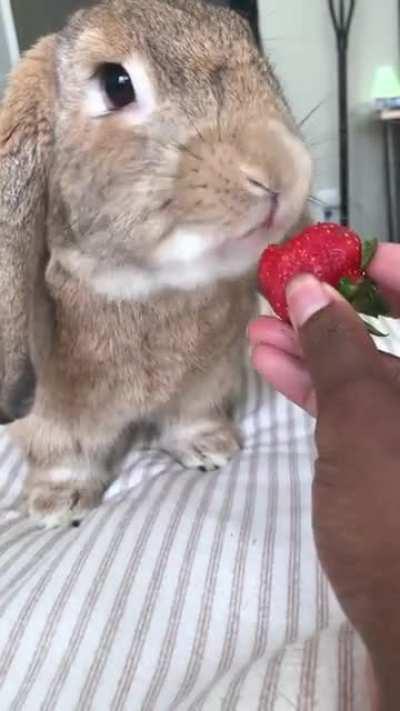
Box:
236;197;280;247
265;193;280;231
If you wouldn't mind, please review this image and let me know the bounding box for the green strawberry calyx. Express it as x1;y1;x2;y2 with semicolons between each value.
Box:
336;238;389;337
361;238;379;271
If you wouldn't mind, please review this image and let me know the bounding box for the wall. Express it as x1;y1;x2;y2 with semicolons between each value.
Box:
0;0;19;94
259;0;398;240
0;0;90;94
0;19;11;94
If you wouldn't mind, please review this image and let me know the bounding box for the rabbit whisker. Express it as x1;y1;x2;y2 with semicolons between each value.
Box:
307;137;337;150
149;135;203;162
176;143;202;161
307;195;328;208
298;98;326;130
181;108;207;145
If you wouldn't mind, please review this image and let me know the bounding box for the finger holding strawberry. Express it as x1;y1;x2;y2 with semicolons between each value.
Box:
257;222;389;335
250;226;400;414
367;242;400;317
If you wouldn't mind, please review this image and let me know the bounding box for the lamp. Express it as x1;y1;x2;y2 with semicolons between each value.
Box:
370;65;400;102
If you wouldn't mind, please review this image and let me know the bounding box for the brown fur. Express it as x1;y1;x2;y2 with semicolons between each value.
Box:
0;35;56;422
0;0;312;526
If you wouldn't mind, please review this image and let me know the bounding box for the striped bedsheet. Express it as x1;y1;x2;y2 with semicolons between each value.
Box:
1;319;398;711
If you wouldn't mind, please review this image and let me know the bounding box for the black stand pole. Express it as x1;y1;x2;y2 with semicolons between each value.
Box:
328;0;356;226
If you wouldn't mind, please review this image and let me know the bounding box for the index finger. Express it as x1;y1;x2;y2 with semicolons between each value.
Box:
367;244;400;315
286;275;382;410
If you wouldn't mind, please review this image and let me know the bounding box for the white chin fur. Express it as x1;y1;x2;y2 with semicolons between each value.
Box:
90;227;272;301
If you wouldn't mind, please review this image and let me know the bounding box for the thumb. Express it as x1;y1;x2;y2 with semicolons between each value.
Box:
286;275;381;407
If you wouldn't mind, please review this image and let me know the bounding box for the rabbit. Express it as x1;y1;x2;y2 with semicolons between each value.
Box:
0;0;312;527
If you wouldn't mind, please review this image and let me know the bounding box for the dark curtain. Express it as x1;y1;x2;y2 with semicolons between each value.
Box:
13;1;261;54
229;0;261;48
11;0;86;51
210;0;261;48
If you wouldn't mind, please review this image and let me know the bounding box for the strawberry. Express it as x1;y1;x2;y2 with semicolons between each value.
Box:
258;222;388;333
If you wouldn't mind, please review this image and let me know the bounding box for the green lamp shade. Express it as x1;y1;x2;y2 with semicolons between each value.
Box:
371;65;400;100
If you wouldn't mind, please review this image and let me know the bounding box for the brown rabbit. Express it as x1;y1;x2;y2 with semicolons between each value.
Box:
0;0;312;527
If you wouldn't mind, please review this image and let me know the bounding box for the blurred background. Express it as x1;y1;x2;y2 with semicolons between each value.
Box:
0;0;398;241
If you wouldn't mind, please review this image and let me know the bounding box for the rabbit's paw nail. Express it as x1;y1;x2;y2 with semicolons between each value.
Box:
178;448;235;471
163;420;241;472
26;483;102;529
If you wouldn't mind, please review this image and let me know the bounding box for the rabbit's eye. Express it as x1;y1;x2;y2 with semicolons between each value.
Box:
99;63;136;110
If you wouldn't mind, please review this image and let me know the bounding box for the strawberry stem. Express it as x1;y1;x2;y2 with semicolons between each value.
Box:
337;274;389;336
350;279;389;318
361;238;378;271
337;277;359;301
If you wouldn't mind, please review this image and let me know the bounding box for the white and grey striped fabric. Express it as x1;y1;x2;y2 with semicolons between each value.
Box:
1;319;398;710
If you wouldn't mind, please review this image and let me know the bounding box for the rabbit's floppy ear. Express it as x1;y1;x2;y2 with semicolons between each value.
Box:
0;35;56;423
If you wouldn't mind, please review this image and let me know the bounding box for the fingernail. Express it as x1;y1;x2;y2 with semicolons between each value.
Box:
286;274;331;329
322;283;344;302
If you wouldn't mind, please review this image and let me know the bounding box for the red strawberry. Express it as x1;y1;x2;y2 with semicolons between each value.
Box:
258;222;388;330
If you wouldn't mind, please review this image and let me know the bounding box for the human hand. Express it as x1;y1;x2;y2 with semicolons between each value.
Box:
249;245;400;710
249;244;400;416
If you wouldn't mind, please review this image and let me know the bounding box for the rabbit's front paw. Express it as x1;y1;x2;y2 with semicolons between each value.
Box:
25;481;103;529
161;419;241;472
